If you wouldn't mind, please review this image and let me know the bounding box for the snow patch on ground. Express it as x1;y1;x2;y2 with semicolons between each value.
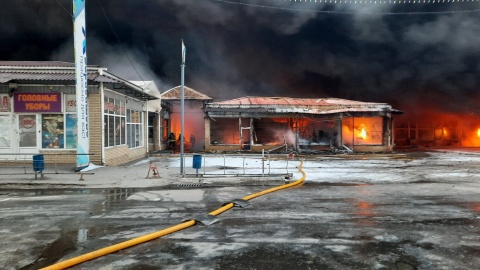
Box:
324;245;350;252
184;242;249;258
80;163;104;172
165;151;480;185
374;234;399;242
98;258;139;269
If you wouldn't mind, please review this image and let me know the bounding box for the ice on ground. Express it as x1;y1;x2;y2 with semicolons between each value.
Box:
165;151;480;184
80;163;104;172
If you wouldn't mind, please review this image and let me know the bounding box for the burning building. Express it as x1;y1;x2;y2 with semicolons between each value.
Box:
204;96;401;153
160;86;212;152
395;109;480;148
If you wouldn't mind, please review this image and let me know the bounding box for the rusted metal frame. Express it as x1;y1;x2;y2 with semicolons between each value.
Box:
238;118;242;146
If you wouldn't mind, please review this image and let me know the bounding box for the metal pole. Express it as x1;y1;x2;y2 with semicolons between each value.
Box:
286;155;289;174
180;44;185;175
268;154;271;175
262;149;264;176
243;156;246;175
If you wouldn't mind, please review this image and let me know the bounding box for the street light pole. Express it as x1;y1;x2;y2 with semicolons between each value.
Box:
180;41;186;174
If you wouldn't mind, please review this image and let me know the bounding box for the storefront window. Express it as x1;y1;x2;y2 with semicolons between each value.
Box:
127;109;143;148
210;118;240;145
63;95;77;149
0;115;10;147
342;117;383;146
41;114;64;148
104;97;126;147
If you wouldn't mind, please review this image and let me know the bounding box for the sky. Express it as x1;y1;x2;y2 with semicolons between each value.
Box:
1;0;479;115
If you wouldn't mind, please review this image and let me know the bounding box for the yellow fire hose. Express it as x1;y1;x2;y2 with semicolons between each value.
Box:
41;160;306;270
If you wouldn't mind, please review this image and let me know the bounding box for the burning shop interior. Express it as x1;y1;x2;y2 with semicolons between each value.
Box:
394;108;480;148
160;86;212;152
204;96;401;153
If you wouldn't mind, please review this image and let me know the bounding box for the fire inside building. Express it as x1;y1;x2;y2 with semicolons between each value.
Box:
394;109;480;148
204;96;402;153
141;84;480;153
160;86;212;152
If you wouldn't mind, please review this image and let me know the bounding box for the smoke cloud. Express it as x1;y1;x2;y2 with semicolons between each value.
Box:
1;0;479;115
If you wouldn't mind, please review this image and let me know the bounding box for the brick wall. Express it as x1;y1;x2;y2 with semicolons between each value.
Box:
89;93;103;164
40;150;77;164
105;145;146;166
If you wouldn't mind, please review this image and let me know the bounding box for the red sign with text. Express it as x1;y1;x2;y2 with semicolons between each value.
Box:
14;93;62;113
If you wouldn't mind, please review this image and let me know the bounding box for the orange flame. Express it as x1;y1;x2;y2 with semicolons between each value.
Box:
395;110;480;147
342;117;382;146
359;125;367;140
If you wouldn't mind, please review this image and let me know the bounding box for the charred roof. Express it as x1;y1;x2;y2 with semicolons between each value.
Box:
206;96;402;118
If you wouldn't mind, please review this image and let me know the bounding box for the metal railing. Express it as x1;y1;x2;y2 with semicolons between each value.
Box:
179;153;296;178
0;153;94;180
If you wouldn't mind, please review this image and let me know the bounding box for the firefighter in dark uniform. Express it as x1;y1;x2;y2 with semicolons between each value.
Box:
168;132;176;149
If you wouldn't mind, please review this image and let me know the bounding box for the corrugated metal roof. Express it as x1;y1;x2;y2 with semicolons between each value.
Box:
213;96;384;107
0;61;159;100
161;85;212;100
0;61;77;67
0;71;118;83
206;96;400;115
130;81;162;99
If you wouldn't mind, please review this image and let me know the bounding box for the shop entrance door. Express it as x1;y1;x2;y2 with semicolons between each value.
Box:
16;114;39;160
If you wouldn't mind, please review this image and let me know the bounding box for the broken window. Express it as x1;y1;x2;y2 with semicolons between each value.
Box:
210;118;240;145
342;117;383;147
252;118;291;145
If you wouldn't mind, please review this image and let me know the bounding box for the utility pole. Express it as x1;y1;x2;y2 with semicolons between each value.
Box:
180;40;186;174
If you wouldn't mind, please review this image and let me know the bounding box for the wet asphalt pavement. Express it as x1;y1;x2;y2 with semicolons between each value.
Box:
1;151;480;270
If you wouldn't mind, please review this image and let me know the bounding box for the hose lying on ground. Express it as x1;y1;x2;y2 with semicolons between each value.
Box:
41;160;306;270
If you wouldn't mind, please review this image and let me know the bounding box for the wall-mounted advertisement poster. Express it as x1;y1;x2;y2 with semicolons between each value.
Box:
0;94;10;112
65;114;77;149
42;114;64;148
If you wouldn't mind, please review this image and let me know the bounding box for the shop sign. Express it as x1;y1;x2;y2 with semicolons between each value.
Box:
0;94;10;112
104;100;126;115
14;93;62;113
20;116;35;129
65;94;77;112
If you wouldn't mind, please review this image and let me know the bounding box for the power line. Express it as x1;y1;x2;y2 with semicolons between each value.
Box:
214;0;480;15
54;0;73;19
54;0;147;84
96;0;146;84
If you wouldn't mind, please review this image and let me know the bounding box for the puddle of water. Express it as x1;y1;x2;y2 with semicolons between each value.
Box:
1;188;94;197
19;230;78;270
127;189;205;202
